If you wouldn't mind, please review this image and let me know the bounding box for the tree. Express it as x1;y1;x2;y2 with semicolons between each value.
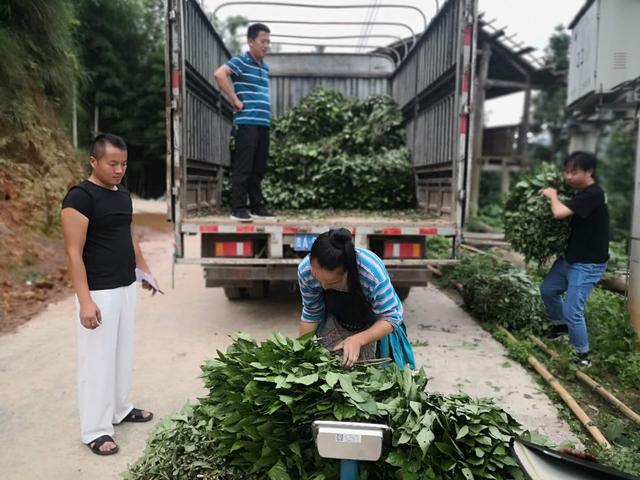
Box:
601;127;635;242
0;0;79;128
211;14;249;55
531;25;571;163
74;0;166;198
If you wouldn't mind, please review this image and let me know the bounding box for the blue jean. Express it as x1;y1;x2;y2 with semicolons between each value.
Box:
539;258;607;354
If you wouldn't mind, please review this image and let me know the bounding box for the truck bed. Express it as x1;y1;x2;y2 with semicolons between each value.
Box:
181;209;456;234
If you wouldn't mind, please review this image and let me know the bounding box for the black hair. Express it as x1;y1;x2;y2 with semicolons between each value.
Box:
310;228;373;331
247;23;270;40
90;133;127;160
563;151;597;172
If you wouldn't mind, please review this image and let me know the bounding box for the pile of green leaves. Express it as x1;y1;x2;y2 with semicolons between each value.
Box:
128;333;524;480
504;163;570;264
262;88;416;210
441;255;546;333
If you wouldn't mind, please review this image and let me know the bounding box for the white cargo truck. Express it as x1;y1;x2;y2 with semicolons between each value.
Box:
165;0;477;300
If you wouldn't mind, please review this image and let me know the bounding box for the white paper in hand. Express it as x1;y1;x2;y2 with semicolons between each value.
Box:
135;268;164;294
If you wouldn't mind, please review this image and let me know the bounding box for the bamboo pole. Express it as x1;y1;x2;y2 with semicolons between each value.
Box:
528;334;559;359
529;335;640;426
528;356;611;449
574;371;640;426
496;325;518;343
426;265;464;292
498;328;611;449
460;243;487;255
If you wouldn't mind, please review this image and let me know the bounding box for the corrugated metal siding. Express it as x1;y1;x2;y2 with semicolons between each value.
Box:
391;0;464;215
393;0;461;169
393;0;460;111
183;0;232;168
270;77;390;118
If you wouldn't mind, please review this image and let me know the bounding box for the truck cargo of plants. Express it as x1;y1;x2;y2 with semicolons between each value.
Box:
165;0;477;300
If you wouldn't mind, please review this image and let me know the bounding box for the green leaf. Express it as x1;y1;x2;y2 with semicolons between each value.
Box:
325;371;340;388
338;375;365;402
292;373;319;385
456;425;469;440
267;460;291;480
416;427;435;455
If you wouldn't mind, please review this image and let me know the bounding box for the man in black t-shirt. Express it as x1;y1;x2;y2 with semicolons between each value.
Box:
540;151;609;368
61;133;158;455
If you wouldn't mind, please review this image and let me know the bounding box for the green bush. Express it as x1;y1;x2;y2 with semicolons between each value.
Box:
585;289;640;387
441;255;546;333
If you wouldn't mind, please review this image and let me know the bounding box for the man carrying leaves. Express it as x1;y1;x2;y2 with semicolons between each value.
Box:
540;151;609;368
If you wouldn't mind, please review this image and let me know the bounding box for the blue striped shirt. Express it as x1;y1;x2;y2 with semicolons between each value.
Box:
298;247;404;327
226;52;271;127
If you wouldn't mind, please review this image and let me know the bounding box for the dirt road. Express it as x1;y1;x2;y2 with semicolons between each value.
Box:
0;208;578;479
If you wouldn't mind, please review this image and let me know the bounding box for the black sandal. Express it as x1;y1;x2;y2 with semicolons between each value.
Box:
122;407;153;423
88;435;119;456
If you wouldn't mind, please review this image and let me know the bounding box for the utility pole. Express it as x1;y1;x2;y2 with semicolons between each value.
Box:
629;113;640;342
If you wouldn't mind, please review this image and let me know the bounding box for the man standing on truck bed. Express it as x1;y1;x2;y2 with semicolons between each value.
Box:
214;23;274;223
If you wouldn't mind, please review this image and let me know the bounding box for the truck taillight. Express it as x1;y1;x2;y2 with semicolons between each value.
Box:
383;241;422;259
214;241;254;257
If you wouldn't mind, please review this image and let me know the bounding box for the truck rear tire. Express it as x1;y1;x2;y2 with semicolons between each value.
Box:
247;281;269;299
395;287;411;301
223;286;243;300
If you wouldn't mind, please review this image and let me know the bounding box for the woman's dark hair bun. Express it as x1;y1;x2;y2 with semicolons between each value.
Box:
328;228;352;249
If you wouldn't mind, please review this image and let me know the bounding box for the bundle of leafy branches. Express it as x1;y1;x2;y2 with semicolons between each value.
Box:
128;333;525;480
440;255;546;333
504;163;570;264
261;88;416;210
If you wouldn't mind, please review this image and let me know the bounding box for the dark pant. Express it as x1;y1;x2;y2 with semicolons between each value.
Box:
231;124;269;211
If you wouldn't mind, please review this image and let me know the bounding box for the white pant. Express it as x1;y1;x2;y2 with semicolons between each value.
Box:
76;282;136;443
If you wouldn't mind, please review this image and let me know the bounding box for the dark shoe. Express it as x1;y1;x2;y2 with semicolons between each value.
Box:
545;324;568;340
230;209;253;222
250;207;275;219
121;407;153;423
88;435;119;456
574;352;592;368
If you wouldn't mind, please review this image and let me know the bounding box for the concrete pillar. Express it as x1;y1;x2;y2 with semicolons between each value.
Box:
500;158;510;194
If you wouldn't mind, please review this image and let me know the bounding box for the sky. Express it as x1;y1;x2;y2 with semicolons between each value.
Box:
203;0;586;125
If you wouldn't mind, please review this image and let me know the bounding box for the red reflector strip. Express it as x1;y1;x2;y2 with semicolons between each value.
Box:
215;241;253;257
200;225;219;233
462;72;470;93
383;242;422;259
282;226;299;234
464;25;472;46
419;227;438;235
171;68;181;90
383;228;402;235
459;116;468;134
236;225;256;233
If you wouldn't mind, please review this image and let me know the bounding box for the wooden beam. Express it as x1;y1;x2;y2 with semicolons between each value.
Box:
516;46;536;56
469;44;492;216
485;78;531;90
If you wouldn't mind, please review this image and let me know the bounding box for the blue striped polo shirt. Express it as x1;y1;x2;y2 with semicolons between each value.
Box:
298;247;404;327
226;52;271;127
